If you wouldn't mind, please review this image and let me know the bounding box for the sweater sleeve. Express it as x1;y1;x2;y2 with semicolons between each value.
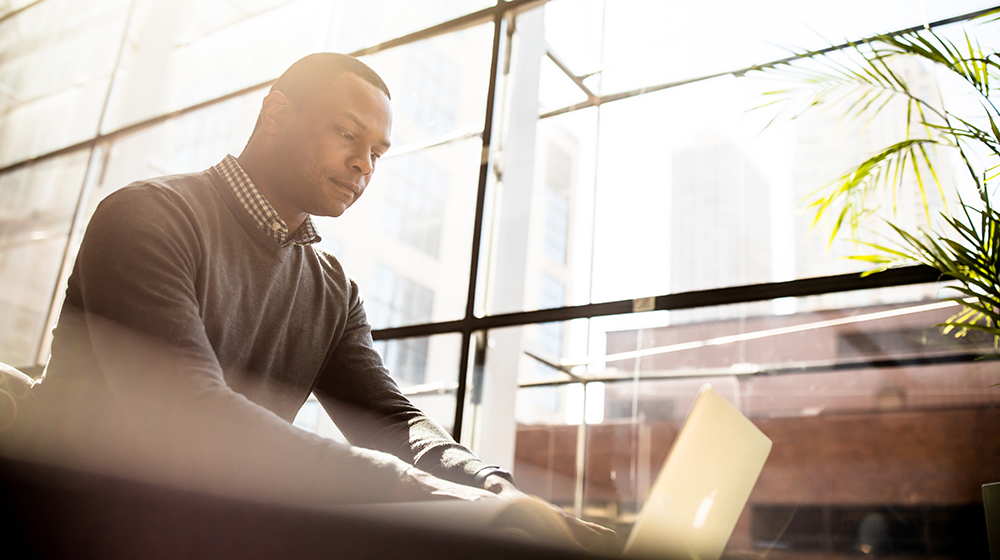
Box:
312;282;489;487
45;185;414;505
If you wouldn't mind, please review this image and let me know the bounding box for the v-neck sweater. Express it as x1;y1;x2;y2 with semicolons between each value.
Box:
32;166;487;504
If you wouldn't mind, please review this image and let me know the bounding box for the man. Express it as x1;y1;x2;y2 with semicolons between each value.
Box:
16;53;615;550
24;53;506;502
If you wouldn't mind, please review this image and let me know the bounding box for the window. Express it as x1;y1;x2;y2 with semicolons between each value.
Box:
380;152;448;258
2;2;998;555
398;43;459;136
368;263;434;385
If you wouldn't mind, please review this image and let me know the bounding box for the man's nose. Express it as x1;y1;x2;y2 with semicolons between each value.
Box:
351;151;373;175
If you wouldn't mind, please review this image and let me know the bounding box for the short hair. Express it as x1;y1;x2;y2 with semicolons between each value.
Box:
250;53;390;137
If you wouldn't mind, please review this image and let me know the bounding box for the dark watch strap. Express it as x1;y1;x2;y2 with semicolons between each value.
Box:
472;466;517;489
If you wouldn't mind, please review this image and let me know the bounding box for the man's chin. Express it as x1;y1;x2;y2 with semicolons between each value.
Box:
320;202;349;218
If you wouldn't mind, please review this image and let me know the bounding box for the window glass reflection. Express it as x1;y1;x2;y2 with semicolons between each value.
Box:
333;0;494;55
105;0;329;131
317;138;482;328
379;153;449;258
541;0;998;98
294;333;462;436
507;292;999;557
500;4;986;312
80;92;260;228
0;0;129;167
360;23;493;148
102;0;494;132
377;332;463;433
487;96;598;316
0;150;89;366
537;53;589;115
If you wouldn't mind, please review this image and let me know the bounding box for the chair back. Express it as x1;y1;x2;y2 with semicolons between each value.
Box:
0;362;39;433
986;482;1000;560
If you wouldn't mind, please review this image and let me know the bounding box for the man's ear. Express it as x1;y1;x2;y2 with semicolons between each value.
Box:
259;91;291;134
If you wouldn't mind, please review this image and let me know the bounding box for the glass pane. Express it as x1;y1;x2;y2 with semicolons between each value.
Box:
103;0;494;131
584;68;972;303
541;0;997;97
360;22;494;148
510;289;1000;555
58;91;259;240
333;0;495;54
105;0;323;130
471;317;593;478
538;53;590;115
0;149;89;367
486;8;600;315
378;332;463;433
512;384;583;509
0;0;130;167
320;138;483;329
292;393;347;442
294;333;463;436
496;5;984;312
542;0;605;91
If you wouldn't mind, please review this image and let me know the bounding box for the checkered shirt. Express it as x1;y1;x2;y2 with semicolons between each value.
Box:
213;154;320;247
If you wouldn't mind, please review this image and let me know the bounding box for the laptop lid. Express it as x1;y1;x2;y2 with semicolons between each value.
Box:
623;385;772;559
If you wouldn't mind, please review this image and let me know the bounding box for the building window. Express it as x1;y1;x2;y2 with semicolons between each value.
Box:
543;143;572;265
544;188;569;265
397;43;459;136
537;273;566;362
368;264;434;385
380;153;448;258
670;135;771;293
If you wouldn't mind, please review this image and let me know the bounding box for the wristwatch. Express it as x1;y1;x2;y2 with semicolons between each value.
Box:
473;466;517;489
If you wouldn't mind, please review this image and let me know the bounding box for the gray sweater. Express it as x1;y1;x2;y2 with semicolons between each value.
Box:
34;166;486;504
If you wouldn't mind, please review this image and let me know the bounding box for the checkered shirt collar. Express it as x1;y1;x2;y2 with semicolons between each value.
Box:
214;154;320;247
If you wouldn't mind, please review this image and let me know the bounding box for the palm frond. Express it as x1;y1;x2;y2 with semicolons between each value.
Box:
756;22;1000;349
803;139;943;243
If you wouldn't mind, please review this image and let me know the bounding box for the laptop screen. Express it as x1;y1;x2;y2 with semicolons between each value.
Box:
624;385;772;559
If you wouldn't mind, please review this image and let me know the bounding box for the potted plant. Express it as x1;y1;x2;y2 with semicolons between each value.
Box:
754;14;1000;555
754;13;1000;346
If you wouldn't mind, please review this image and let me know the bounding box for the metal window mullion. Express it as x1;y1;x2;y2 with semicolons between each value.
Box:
515;351;992;388
538;4;1000;120
373;264;944;341
453;4;509;442
0;0;555;178
0;2;990;175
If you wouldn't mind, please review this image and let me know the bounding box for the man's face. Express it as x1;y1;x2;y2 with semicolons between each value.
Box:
273;72;392;219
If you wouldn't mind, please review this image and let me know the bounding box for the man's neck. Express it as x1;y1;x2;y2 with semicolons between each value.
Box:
236;150;307;233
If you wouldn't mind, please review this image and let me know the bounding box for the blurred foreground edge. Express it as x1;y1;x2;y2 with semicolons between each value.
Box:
0;455;610;560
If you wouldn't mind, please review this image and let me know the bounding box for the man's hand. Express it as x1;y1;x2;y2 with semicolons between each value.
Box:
555;508;620;555
481;473;523;498
536;500;621;555
389;468;620;555
481;475;620;554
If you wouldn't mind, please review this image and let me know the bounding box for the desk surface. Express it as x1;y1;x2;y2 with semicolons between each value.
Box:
0;456;611;560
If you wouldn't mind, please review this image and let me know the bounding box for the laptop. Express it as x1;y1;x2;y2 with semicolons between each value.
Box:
338;384;770;558
623;384;772;559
